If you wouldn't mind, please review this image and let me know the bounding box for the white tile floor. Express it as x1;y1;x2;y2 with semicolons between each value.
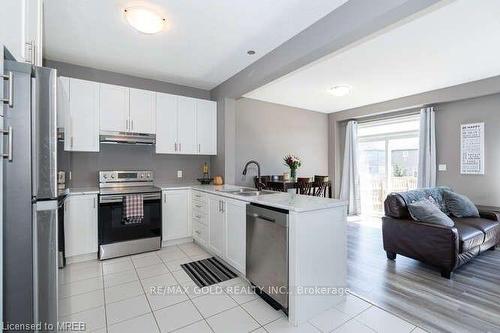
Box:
58;242;428;333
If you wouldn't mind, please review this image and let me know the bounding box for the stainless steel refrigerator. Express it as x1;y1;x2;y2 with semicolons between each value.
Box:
3;59;58;330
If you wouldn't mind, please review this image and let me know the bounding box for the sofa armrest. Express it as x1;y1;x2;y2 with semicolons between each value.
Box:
382;217;459;271
479;210;500;221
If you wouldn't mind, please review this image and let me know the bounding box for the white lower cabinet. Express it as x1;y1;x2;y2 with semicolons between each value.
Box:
199;192;247;274
64;194;98;257
208;195;226;258
162;189;191;241
225;199;247;274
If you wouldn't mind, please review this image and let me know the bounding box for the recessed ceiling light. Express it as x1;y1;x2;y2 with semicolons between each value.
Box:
247;50;256;55
124;7;166;34
329;85;352;97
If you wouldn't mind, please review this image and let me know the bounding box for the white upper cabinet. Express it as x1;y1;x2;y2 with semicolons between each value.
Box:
156;93;178;154
57;77;69;129
99;83;129;132
196;99;217;155
177;96;197;154
0;0;43;65
64;78;100;152
129;88;155;134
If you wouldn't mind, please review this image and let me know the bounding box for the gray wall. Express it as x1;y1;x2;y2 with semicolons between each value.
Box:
66;144;210;187
46;60;213;186
235;98;328;187
435;94;500;206
45;60;211;99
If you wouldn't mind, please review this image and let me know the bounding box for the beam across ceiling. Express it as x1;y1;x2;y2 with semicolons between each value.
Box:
210;0;444;100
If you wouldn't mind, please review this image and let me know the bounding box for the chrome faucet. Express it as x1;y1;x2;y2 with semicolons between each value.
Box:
242;160;264;190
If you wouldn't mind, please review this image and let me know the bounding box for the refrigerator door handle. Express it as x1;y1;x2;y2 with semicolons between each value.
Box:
1;126;13;161
1;71;14;107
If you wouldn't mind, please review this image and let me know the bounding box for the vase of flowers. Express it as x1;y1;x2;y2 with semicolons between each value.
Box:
283;154;302;181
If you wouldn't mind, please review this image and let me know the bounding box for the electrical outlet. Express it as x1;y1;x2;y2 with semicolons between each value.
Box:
438;164;447;171
177;170;183;178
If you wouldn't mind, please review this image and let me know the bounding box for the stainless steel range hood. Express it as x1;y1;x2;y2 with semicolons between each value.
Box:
99;131;156;145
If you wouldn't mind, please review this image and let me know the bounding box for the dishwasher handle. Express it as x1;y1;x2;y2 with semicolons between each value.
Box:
249;213;275;223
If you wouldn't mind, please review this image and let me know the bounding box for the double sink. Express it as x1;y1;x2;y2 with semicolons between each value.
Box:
216;187;276;197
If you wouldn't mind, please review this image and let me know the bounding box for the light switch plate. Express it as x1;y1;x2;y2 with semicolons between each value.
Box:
438;164;447;171
177;170;183;178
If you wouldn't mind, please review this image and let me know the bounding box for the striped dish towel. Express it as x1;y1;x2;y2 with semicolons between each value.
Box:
123;194;144;225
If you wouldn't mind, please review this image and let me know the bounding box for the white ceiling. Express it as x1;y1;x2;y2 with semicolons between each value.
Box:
43;0;347;90
244;0;500;113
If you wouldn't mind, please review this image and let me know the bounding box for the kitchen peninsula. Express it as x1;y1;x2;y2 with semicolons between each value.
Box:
161;184;348;325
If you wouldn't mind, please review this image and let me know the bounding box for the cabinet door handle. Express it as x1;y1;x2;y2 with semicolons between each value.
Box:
94;197;96;208
126;119;129;131
1;72;13;107
131;120;134;131
195;230;201;235
1;126;13;161
71;136;74;148
221;201;224;213
174;142;177;152
164;194;166;203
198;144;201;153
179;143;181;151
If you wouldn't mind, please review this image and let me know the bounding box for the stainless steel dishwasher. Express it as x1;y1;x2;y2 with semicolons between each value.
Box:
246;203;289;311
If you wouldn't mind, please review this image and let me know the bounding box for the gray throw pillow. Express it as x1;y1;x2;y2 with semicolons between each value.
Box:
443;190;479;218
407;199;455;227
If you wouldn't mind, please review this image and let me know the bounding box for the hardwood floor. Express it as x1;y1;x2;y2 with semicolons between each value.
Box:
346;218;500;333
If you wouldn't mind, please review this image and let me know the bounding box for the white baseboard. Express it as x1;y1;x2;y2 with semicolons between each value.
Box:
66;252;98;264
162;237;193;247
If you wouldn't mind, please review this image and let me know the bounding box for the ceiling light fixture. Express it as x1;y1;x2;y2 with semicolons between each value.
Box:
124;7;166;34
329;85;352;97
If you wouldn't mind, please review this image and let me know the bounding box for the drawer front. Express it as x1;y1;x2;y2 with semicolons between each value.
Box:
193;221;208;244
192;210;208;226
192;191;208;204
192;199;208;213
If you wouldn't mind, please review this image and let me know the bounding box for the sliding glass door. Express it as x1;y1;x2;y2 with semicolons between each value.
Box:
358;116;420;216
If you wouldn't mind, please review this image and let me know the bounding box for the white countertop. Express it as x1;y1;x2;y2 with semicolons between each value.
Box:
190;184;346;213
63;183;346;212
62;187;99;196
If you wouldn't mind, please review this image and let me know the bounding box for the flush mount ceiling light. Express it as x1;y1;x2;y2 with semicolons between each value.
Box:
329;85;352;97
124;7;166;34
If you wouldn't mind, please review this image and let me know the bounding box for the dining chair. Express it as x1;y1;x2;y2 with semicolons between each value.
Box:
296;177;312;195
313;175;329;197
254;176;270;190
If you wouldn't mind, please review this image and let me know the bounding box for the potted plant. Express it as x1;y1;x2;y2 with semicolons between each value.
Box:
283;154;302;181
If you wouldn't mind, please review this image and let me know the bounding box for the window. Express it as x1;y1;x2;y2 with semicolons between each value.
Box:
358;115;420;216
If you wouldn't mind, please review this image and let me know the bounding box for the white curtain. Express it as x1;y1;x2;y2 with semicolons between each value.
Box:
417;107;436;188
340;120;361;215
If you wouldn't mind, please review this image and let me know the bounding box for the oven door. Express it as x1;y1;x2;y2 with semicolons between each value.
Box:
98;192;162;246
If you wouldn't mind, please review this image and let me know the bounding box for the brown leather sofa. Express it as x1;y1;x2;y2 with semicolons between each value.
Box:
382;187;500;278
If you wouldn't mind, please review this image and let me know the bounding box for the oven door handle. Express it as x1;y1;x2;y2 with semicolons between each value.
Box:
99;193;161;204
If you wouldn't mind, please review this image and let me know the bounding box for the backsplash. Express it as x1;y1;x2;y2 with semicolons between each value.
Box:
58;143;211;187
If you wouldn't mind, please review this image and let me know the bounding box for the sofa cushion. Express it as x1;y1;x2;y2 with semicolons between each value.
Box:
444;190;479;218
454;222;484;253
407;199;455;227
454;217;500;251
384;187;451;219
